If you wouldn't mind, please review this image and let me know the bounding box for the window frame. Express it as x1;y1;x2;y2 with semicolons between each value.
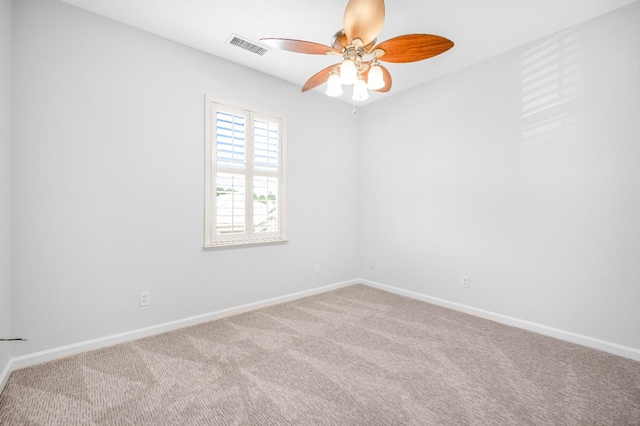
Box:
204;96;287;248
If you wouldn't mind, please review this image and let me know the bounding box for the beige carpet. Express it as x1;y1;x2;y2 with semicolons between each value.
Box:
0;284;639;425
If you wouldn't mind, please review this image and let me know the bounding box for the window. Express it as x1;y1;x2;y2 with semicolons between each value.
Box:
205;96;286;247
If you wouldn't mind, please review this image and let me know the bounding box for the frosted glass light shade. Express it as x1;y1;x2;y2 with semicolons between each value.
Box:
340;59;357;85
367;64;385;90
352;77;369;101
325;73;343;97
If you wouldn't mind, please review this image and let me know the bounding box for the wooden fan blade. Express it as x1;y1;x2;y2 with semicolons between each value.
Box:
364;39;377;53
302;64;338;92
343;0;385;46
363;64;393;93
374;34;454;63
260;38;339;55
332;31;349;51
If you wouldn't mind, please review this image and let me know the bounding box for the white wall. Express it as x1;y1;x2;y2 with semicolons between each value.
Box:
8;0;639;362
0;0;13;373
358;3;640;350
11;0;359;356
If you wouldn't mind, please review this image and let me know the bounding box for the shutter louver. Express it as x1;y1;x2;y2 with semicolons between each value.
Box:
216;112;246;169
216;173;246;235
253;119;279;172
253;176;278;233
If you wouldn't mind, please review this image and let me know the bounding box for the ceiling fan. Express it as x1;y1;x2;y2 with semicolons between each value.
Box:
261;0;454;101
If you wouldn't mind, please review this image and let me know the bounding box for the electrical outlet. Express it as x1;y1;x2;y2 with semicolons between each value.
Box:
314;263;320;274
462;276;470;288
369;259;375;269
139;291;150;307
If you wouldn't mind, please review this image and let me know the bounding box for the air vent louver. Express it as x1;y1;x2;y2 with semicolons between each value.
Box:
227;34;269;56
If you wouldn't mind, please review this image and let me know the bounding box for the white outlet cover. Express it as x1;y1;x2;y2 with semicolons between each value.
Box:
139;292;150;307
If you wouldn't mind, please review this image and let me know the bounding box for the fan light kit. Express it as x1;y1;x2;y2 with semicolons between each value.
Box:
261;0;453;101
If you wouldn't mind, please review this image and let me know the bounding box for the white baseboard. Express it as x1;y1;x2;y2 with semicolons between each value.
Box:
0;360;11;394
0;279;358;393
361;279;640;362
2;277;638;395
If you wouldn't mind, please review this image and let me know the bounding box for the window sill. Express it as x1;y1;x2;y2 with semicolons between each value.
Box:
204;237;288;249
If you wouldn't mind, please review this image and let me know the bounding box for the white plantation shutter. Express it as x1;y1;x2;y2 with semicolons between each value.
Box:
205;97;286;247
252;115;280;236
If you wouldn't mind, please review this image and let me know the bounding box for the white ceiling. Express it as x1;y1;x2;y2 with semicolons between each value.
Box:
58;0;637;104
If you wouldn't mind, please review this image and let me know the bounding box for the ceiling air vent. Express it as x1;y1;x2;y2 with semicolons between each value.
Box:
227;34;270;56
